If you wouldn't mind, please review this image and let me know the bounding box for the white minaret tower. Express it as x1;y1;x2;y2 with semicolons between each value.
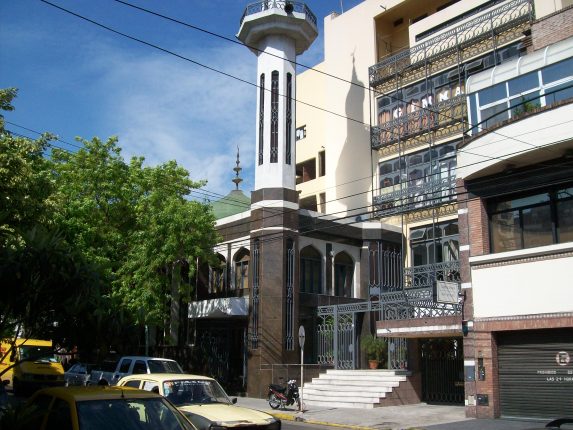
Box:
237;1;318;191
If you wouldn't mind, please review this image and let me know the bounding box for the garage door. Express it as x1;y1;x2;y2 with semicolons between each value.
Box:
498;328;573;419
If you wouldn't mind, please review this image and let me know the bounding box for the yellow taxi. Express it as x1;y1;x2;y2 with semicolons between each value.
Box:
117;374;281;430
5;385;196;430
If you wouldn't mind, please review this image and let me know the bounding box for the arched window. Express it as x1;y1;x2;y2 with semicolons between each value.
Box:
233;248;250;290
258;73;265;165
300;246;322;294
270;71;279;163
209;253;226;294
334;252;354;298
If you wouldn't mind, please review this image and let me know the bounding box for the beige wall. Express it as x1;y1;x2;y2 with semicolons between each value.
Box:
297;0;392;219
470;244;573;318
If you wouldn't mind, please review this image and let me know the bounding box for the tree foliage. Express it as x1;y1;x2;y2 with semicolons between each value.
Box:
0;88;219;352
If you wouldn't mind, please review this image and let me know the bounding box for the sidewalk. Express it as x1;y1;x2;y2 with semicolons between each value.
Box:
235;397;544;430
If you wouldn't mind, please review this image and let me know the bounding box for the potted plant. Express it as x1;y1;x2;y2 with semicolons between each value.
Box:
361;334;387;369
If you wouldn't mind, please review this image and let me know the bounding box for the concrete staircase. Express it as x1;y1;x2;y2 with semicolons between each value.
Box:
301;369;410;409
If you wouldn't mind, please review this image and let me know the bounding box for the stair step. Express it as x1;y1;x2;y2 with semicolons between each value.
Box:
303;399;379;409
303;389;389;399
302;384;395;393
301;369;409;409
310;376;404;384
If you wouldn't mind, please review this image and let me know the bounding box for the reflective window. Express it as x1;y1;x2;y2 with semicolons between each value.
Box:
479;82;506;105
508;72;539;96
542;57;573;84
410;221;459;266
300;247;322;294
489;185;573;252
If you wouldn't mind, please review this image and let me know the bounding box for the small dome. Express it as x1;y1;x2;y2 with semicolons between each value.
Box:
211;189;251;219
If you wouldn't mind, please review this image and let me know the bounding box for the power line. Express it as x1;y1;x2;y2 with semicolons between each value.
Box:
39;0;363;126
6;121;85;150
40;0;553;157
104;0;557;157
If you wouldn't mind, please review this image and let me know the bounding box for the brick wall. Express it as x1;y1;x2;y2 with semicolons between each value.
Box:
532;5;573;51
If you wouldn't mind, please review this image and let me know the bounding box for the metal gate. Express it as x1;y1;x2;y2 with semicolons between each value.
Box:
317;310;356;369
498;328;573;419
421;338;464;404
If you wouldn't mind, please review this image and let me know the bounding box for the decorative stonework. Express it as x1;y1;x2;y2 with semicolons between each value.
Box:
404;202;458;223
471;250;573;270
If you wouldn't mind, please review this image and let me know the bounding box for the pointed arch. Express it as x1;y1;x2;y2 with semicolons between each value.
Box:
334;251;354;298
209;253;227;294
233;247;250;290
300;245;323;294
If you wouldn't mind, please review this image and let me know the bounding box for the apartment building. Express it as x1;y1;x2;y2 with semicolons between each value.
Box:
191;0;572;418
295;0;572;419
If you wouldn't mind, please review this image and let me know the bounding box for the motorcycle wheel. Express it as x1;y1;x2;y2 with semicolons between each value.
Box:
268;394;281;410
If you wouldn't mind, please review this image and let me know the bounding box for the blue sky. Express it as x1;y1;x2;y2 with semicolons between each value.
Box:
1;0;363;200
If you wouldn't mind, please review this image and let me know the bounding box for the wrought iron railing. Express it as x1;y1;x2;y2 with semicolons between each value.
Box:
371;95;466;149
404;260;461;289
373;176;457;217
240;1;317;27
369;0;532;88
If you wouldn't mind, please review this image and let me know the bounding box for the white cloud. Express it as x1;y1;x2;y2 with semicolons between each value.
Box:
82;40;257;198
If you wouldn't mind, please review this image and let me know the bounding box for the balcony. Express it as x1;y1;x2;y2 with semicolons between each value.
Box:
373;176;457;217
375;260;461;320
369;0;532;92
240;0;317;26
371;95;466;150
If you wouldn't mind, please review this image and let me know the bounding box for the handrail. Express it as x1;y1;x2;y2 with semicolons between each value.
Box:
466;82;573;136
369;0;532;86
240;1;317;27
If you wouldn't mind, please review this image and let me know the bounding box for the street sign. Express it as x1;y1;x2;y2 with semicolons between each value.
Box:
298;325;305;349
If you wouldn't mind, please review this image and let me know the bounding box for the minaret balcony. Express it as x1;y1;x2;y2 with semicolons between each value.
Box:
238;1;318;55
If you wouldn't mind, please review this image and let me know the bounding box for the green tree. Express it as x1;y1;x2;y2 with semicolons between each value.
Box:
51;136;219;347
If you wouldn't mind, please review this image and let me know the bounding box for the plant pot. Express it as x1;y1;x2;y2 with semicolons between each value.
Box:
368;359;379;369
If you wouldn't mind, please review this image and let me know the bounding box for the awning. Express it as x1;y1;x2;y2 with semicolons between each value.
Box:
188;297;249;319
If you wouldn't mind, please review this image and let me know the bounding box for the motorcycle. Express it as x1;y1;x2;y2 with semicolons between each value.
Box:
268;379;300;410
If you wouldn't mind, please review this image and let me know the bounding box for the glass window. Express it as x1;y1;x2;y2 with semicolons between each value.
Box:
410;221;459;266
545;82;573;105
479;82;506;105
300;247;322;294
557;187;573;243
46;399;72;430
542;58;573;84
119;359;132;373
489;186;573;252
491;211;521;252
481;103;509;129
124;380;141;388
133;361;147;374
508;72;539;96
510;92;541;117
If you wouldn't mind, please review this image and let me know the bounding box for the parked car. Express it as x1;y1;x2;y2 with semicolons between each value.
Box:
3;385;197;430
0;338;65;396
88;356;184;386
64;363;95;386
117;373;281;430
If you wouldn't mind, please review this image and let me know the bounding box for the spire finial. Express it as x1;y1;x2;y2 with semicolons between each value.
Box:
232;146;243;190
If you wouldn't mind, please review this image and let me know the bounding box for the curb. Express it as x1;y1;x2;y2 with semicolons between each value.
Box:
267;411;379;430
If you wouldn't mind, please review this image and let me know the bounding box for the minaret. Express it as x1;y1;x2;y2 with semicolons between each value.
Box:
237;1;317;397
237;1;317;191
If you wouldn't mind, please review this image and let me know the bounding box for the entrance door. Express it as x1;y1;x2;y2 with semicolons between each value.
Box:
498;328;573;419
421;337;464;404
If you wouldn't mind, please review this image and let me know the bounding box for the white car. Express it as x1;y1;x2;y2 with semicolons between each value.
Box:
117;373;281;430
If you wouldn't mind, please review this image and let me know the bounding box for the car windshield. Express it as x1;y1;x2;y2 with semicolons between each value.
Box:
77;397;194;430
19;345;58;363
163;379;231;406
148;360;183;374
